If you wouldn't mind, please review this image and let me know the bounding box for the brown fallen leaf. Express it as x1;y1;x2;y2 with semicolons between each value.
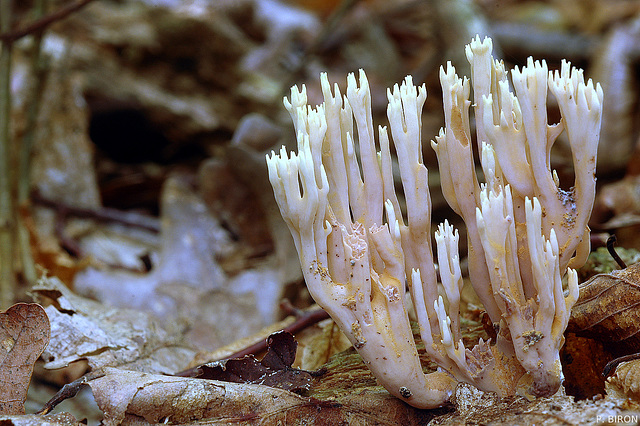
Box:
568;262;640;353
0;303;50;415
606;358;640;408
0;412;82;425
51;313;596;424
88;367;328;426
189;331;316;394
88;367;434;425
31;276;196;374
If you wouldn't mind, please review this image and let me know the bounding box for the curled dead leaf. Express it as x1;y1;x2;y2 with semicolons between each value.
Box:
0;412;81;425
190;331;316;394
568;262;640;353
88;366;438;425
606;359;640;408
89;367;339;425
0;303;50;415
31;276;195;374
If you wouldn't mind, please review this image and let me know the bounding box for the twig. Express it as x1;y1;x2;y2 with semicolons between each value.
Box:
603;352;640;378
32;191;161;233
50;204;153;271
54;205;82;257
282;0;359;90
606;234;627;269
224;304;329;359
37;369;106;415
33;192;159;271
306;0;359;55
0;0;15;309
280;298;305;317
176;303;330;377
0;0;96;43
33;191;160;266
491;21;596;61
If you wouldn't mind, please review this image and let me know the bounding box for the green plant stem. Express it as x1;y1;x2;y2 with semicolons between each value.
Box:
0;0;15;309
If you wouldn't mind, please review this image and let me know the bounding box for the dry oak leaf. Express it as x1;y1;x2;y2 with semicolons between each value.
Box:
0;303;50;415
568;262;640;350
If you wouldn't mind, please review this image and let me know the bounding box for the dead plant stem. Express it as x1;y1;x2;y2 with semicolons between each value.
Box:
0;0;96;43
17;0;49;286
0;0;15;309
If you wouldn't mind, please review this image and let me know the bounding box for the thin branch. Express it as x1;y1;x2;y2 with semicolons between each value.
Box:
606;234;627;269
491;21;596;61
53;205;82;257
282;0;359;92
603;352;640;378
176;303;330;378
32;191;161;233
37;369;106;415
0;0;96;43
224;302;329;360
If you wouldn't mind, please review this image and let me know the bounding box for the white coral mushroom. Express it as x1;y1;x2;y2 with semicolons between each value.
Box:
267;35;602;408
